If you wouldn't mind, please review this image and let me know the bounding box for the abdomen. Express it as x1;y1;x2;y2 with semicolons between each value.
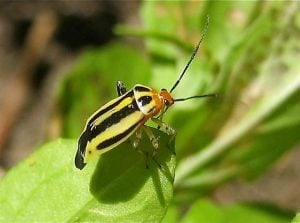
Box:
76;88;146;167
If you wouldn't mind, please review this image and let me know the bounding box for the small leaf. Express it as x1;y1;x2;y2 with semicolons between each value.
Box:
0;128;175;222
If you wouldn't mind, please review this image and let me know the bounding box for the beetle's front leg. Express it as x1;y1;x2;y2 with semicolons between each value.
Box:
151;117;176;154
116;80;127;96
151;117;176;136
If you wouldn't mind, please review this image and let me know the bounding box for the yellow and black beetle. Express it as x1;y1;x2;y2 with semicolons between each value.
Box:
75;18;216;170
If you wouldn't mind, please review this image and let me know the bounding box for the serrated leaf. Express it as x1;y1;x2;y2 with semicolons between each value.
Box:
0;128;175;222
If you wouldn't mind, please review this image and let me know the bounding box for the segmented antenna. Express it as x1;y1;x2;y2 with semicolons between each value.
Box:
169;15;210;93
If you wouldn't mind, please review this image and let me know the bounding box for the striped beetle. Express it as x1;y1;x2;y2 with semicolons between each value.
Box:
75;18;216;170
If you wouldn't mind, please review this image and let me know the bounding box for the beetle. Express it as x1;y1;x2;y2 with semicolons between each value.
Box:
75;17;216;170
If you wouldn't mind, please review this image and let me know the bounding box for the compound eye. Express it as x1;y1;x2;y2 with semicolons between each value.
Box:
164;99;170;106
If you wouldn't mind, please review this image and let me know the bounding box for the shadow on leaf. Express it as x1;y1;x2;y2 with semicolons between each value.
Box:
89;128;176;205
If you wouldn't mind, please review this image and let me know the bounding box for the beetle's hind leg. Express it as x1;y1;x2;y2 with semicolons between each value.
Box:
116;81;127;96
132;128;150;168
142;126;162;169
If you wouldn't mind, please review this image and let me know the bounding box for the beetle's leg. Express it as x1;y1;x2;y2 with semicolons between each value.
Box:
156;112;164;130
151;117;176;154
142;126;162;169
151;117;176;136
132;127;149;169
156;107;168;129
143;126;159;151
116;80;127;96
132;127;142;148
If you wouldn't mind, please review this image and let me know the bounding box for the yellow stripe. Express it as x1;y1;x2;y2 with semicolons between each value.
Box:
134;91;152;98
92;96;134;126
114;96;133;111
85;111;144;162
85;96;121;127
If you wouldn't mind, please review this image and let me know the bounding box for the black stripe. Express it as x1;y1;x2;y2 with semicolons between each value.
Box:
138;95;153;106
134;85;151;92
87;99;140;141
75;130;89;169
88;90;134;125
97;120;141;150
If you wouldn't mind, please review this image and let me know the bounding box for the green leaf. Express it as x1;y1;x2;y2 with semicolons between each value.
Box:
292;214;300;223
223;204;291;223
0;128;175;222
161;204;179;223
181;199;223;223
181;199;291;223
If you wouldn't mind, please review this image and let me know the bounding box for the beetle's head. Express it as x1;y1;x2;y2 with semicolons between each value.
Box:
160;88;174;107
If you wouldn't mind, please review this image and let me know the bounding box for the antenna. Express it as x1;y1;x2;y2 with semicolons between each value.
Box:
169;15;209;93
174;93;217;102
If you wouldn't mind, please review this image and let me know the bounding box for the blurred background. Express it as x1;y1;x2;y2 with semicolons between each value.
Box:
0;1;299;222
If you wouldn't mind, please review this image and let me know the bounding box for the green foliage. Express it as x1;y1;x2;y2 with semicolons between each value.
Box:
180;199;291;223
292;214;300;223
1;1;299;222
122;1;299;222
132;1;300;188
0;129;175;222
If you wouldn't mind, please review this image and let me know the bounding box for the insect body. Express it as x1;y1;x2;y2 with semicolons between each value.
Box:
75;84;173;169
75;17;215;170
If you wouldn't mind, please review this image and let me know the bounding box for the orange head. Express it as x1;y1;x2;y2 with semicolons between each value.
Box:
160;89;174;107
